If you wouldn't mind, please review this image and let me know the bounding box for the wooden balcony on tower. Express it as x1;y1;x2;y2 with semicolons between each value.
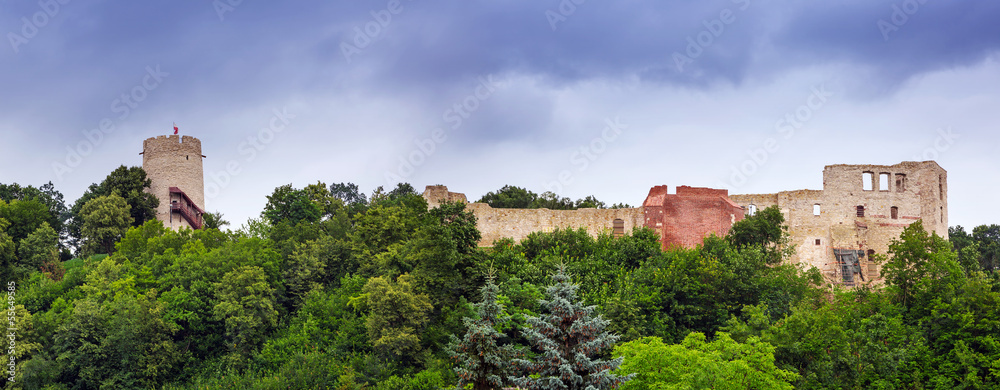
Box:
168;187;204;230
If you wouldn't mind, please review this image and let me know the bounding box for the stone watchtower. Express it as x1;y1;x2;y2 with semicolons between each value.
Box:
141;135;206;230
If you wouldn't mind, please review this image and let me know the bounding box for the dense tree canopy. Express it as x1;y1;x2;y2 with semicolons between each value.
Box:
80;193;133;256
68;166;158;251
4;179;998;389
0;181;68;240
477;185;611;210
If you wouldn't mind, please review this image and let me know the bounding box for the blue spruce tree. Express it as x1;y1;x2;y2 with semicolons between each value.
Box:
448;272;519;390
510;265;633;389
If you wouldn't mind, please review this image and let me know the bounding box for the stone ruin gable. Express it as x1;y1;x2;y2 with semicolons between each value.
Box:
642;185;745;250
141;135;205;230
823;161;947;238
421;185;644;246
730;161;948;286
421;185;469;209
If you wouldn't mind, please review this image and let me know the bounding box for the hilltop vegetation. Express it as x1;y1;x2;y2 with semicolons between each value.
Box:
0;170;999;389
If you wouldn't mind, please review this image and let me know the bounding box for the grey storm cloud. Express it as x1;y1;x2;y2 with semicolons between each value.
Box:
1;0;998;228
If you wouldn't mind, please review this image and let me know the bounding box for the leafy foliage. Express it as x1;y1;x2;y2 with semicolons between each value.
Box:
477;185;612;210
13;179;1000;389
363;274;433;362
68;166;158;250
262;184;322;226
80;193;133;256
616;333;799;390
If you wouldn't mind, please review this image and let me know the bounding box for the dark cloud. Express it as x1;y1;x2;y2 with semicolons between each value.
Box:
2;0;999;228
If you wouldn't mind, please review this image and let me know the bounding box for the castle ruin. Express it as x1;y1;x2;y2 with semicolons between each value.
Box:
729;161;947;285
423;160;948;286
141;135;206;230
422;184;744;250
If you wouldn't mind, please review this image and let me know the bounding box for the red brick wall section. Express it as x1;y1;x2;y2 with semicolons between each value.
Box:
643;185;744;250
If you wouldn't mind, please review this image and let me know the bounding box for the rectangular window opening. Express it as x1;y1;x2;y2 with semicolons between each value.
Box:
895;173;907;193
612;218;625;238
891;206;898;219
862;172;873;191
815;239;821;245
748;204;757;216
857;205;865;217
813;204;821;216
939;175;943;200
879;173;890;191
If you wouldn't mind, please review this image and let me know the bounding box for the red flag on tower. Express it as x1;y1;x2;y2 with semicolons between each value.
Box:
173;123;179;135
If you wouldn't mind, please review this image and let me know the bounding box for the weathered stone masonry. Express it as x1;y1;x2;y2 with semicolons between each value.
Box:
730;161;947;285
141;135;206;230
422;184;743;250
424;160;948;287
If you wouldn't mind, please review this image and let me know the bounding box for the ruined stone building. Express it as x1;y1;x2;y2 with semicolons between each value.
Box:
141;135;206;230
729;161;947;285
422;184;744;250
423;160;948;286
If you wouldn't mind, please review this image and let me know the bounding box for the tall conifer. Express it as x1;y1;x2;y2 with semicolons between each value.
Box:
448;272;519;390
510;265;633;389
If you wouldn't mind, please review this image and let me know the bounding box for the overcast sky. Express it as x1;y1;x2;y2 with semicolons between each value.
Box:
1;1;998;230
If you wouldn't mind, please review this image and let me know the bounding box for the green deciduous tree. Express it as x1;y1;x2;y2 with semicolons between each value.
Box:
972;224;1000;271
478;185;537;209
881;220;958;310
0;181;68;239
0;218;16;282
202;211;230;230
283;241;327;307
615;333;799;390
574;195;606;209
54;282;181;390
727;205;791;264
362;274;432;362
0;198;54;251
510;266;632;389
530;191;576;210
17;222;59;277
262;184;322;226
68;166;158;252
213;265;280;360
330;182;369;217
80;193;134;256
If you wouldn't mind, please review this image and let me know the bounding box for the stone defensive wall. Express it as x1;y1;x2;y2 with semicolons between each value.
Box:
420;161;947;288
467;203;645;246
423;185;741;248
